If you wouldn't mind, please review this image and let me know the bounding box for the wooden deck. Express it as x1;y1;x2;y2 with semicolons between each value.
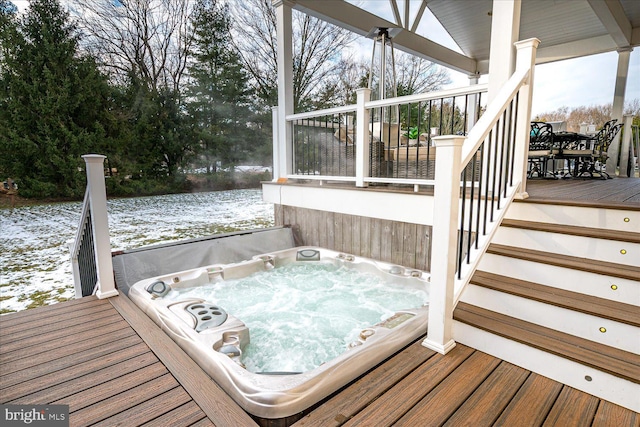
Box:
2;293;638;426
524;176;640;207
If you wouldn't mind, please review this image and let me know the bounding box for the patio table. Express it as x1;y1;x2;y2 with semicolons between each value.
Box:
552;132;596;177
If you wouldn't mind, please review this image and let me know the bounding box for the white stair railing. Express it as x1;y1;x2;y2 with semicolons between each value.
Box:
422;38;540;354
69;155;118;299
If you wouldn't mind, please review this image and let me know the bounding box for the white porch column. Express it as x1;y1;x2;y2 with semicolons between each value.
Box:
274;0;294;178
271;106;280;181
355;88;371;187
422;135;465;355
619;114;634;177
487;0;521;103
83;155;118;299
513;38;540;198
606;47;633;174
466;73;480;133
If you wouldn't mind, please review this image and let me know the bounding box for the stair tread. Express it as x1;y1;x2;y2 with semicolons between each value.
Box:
454;302;640;384
500;218;640;244
517;197;640;212
471;270;640;327
487;243;640;282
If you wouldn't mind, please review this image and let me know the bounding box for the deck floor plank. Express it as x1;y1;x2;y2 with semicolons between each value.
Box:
0;342;150;402
0;329;137;380
293;339;436;427
0;334;143;390
342;344;475;426
0;324;136;374
542;386;600;427
393;351;502;426
0;296;104;328
0;312;125;353
493;373;563;426
69;374;181;426
190;418;217;427
91;387;194;427
0;300;114;339
13;356;164;408
523;177;640;208
140;401;209;427
442;361;530;426
592;400;640;427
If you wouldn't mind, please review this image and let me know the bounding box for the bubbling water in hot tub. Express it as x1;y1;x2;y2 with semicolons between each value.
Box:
163;261;428;373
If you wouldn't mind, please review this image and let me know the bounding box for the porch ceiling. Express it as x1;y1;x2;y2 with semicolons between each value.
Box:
289;0;640;73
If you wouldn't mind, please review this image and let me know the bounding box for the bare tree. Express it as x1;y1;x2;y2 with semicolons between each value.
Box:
394;52;451;95
229;0;356;111
72;0;194;92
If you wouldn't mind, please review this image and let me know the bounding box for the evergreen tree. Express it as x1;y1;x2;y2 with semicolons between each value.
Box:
187;0;255;172
0;0;112;198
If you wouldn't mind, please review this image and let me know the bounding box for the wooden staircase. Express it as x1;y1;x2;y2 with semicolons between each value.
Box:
452;200;640;413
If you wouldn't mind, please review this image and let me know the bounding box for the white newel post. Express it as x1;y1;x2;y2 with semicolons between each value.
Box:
513;38;540;198
83;155;118;299
422;136;465;355
619;114;634;177
355;88;371;187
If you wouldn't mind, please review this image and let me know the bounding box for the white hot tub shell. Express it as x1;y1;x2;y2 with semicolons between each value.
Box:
129;247;430;420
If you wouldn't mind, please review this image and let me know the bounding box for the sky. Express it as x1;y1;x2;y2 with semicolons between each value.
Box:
11;0;640;117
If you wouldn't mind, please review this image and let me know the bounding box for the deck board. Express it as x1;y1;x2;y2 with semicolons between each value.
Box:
141;401;209;427
42;359;165;410
493;373;563;426
70;374;183;426
442;361;530;426
2;282;639;426
592;400;640;427
341;345;475;426
0;321;135;367
293;340;436;426
524;177;640;208
0;296;225;427
393;351;501;426
542;386;600;427
0;334;143;389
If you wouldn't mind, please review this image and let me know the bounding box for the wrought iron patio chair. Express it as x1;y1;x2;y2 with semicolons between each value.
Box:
584;119;622;179
528;122;554;178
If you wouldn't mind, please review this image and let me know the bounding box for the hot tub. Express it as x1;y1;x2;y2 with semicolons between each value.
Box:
129;247;430;420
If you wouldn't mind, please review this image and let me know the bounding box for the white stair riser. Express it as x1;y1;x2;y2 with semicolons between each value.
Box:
479;253;639;306
460;284;639;354
507;203;639;232
493;227;639;266
453;321;640;413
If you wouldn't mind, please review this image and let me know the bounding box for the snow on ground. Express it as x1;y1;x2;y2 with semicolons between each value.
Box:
0;189;274;314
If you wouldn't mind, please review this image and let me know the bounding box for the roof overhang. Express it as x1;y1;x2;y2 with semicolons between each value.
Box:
285;0;639;73
292;0;479;75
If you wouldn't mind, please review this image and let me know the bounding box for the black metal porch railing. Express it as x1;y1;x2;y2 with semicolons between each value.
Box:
456;93;519;278
71;190;98;297
371;92;485;180
292;112;357;177
289;87;487;184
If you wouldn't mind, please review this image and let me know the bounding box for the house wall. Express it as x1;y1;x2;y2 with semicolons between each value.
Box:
274;204;432;271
